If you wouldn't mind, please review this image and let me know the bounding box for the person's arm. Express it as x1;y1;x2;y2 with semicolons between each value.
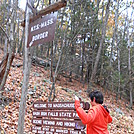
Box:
107;114;112;123
75;100;96;124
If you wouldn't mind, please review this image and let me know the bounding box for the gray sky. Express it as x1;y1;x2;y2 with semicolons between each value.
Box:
19;0;133;14
19;0;26;10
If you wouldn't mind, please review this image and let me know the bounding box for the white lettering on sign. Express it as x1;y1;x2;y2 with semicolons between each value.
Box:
46;132;53;134
32;126;41;130
50;128;54;132
56;121;63;126
31;24;40;32
64;122;75;127
28;12;57;47
70;130;81;134
34;103;47;108
42;127;49;131
43;120;55;125
38;130;45;134
29;41;33;47
56;129;68;133
40;18;54;28
59;112;71;117
41;111;47;116
31;18;54;32
48;111;58;117
32;31;48;42
33;111;40;116
53;103;74;108
48;103;52;108
33;119;42;125
73;112;79;118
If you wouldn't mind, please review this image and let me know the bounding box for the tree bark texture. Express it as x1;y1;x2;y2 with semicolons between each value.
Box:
90;0;111;82
127;7;133;108
17;1;32;133
0;0;16;95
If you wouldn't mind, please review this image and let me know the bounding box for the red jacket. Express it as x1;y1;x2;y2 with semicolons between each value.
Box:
75;100;112;134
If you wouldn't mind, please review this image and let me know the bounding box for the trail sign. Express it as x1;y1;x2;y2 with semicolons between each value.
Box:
27;12;57;47
32;110;79;119
33;101;90;110
32;100;90;134
32;126;84;134
32;118;85;129
18;1;67;133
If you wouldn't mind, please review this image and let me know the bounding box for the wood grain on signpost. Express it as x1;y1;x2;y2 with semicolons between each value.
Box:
21;0;67;27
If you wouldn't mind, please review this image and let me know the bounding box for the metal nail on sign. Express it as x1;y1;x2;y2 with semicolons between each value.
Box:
27;12;58;47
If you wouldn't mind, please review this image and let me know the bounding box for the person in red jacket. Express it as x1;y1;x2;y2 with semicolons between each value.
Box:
75;90;112;134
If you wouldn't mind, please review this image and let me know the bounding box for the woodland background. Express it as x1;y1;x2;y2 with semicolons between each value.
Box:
0;0;134;133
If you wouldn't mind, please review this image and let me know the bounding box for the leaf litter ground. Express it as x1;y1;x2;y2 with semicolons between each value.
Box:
0;51;134;134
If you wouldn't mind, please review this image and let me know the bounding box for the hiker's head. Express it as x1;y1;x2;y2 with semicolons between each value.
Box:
88;90;104;106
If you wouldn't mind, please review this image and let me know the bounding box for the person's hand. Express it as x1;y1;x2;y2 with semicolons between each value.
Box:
75;95;79;101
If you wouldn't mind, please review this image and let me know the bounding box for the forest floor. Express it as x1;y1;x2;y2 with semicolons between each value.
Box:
0;50;134;134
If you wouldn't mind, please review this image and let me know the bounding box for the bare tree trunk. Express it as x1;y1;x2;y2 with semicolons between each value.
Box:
127;5;133;108
69;1;75;82
46;43;49;57
49;39;65;101
117;43;120;101
16;13;20;53
111;0;120;102
0;0;16;94
18;9;27;55
17;0;32;133
48;9;63;101
128;44;133;108
4;0;11;55
90;0;110;81
81;41;85;83
18;28;24;54
110;0;119;94
0;54;14;91
13;9;17;53
50;41;54;81
2;0;6;24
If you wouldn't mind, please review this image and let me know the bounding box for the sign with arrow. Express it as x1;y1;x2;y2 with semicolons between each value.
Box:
27;12;57;47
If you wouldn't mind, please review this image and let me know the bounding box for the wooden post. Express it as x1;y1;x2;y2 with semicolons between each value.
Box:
17;0;67;133
17;0;32;133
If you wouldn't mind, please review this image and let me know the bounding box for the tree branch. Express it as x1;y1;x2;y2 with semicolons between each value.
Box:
0;25;10;43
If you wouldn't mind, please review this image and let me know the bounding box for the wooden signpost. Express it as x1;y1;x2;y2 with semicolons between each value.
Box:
32;100;90;134
21;0;67;27
21;0;67;47
18;1;67;133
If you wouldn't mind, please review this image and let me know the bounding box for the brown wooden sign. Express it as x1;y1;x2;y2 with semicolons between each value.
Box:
33;101;89;110
32;126;85;134
32;110;79;119
32;118;85;129
27;12;57;47
32;100;90;134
